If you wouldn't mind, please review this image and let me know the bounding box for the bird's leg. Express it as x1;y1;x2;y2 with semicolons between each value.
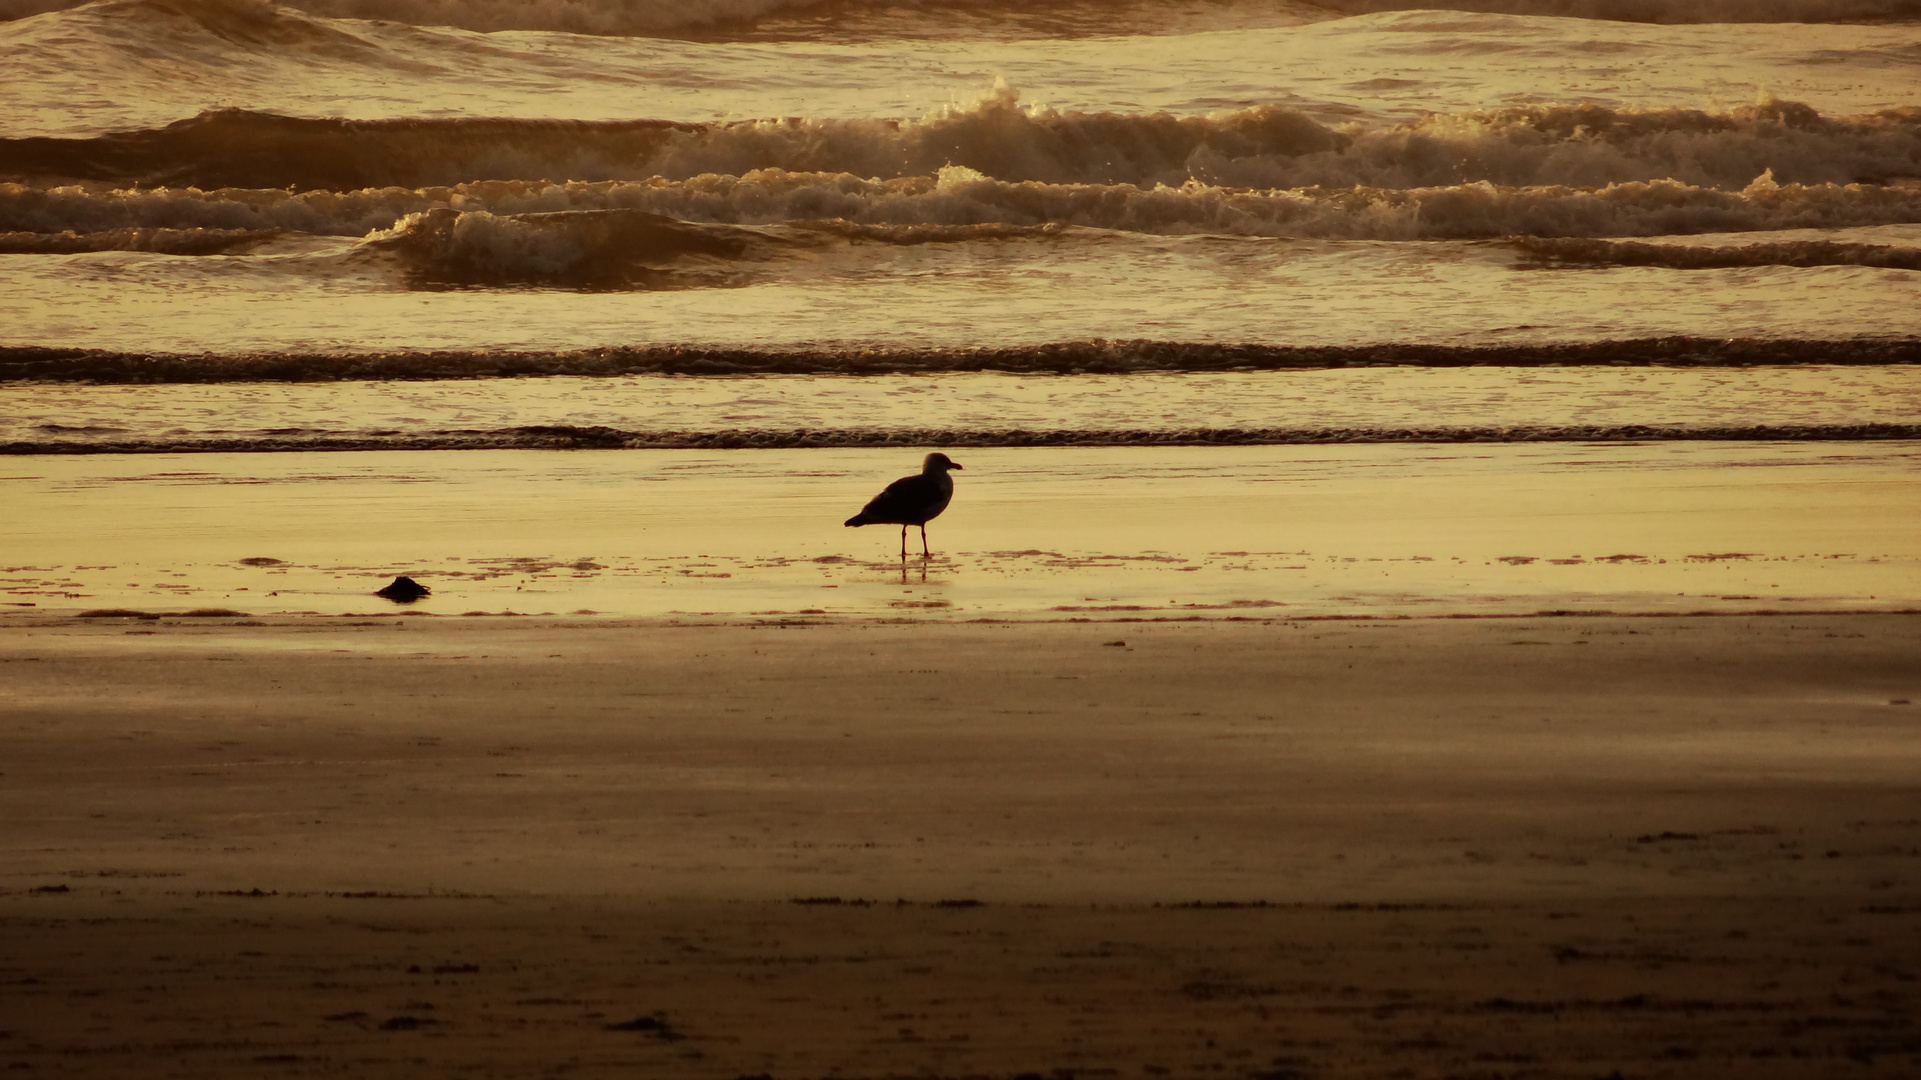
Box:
899;525;907;559
920;525;930;557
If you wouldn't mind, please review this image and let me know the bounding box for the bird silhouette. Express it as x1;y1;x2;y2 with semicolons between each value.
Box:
844;452;963;557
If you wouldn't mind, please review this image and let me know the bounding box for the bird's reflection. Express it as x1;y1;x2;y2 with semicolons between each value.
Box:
899;554;929;584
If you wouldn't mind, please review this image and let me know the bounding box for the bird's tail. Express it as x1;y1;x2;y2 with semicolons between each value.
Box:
843;514;866;527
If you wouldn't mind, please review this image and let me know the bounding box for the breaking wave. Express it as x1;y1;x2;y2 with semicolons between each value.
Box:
7;97;1921;192
9;170;1921;246
356;207;770;288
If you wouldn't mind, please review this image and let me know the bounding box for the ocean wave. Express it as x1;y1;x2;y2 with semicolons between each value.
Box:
194;0;1333;37
0;111;693;191
4;0;1911;36
1513;235;1921;269
1317;0;1921;24
355;207;771;288
7;97;1921;192
348;207;1059;287
0;225;282;253
6;421;1918;454
6;338;1918;383
0;0;850;35
9;169;1921;245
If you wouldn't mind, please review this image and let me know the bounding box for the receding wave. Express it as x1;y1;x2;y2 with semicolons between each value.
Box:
1514;236;1921;269
6;421;1918;454
9;170;1921;245
7;97;1920;193
6;338;1918;384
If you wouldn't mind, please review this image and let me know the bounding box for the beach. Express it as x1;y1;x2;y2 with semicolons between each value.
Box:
4;610;1919;1076
5;437;1919;1076
6;0;1921;1073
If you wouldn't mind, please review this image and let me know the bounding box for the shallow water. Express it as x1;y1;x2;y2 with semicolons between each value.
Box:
7;367;1921;451
5;444;1916;619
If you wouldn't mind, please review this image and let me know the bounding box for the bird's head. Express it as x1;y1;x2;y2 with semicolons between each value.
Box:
924;452;962;473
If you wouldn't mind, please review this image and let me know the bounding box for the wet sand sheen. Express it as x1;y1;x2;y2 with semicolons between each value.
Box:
2;613;1918;1077
3;443;1918;618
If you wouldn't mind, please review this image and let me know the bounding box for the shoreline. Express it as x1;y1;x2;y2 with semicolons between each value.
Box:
6;443;1917;621
10;422;1921;455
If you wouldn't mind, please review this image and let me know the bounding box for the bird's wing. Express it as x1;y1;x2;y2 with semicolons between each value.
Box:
856;474;935;522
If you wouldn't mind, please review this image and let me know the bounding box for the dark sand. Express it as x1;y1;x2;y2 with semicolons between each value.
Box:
3;612;1919;1077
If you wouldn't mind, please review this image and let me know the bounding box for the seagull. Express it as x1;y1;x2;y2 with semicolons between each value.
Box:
844;452;963;557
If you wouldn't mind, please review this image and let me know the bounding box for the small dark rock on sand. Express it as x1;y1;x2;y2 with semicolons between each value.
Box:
605;1014;679;1039
376;576;431;602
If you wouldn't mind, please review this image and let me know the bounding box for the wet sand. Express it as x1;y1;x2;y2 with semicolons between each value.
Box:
6;443;1919;619
4;611;1919;1077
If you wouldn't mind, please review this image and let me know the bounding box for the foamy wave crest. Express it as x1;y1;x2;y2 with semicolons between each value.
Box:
9;98;1921;192
356;207;768;288
1514;236;1921;269
9;170;1921;242
0;182;464;235
620;168;1921;240
1203;101;1921;192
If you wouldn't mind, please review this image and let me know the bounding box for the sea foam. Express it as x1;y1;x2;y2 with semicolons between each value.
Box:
8;96;1919;194
8;170;1920;246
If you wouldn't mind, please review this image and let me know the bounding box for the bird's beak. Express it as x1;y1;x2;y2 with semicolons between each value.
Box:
951;462;964;470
